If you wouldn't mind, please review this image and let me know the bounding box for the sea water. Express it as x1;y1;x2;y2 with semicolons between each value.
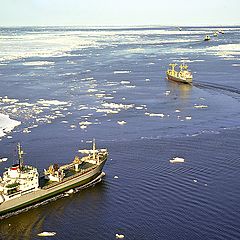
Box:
0;26;240;239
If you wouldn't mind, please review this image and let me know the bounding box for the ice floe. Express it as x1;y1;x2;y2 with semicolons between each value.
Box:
95;93;106;98
37;99;69;106
0;113;21;138
116;233;125;239
23;128;31;134
127;48;145;53
145;112;164;118
37;232;56;237
79;121;92;129
96;109;119;114
0;97;19;104
208;44;240;57
117;121;127;125
194;105;208;109
0;158;8;163
135;106;144;110
120;81;131;84
22;61;55;66
170;157;185;163
164;90;171;96
79;121;92;126
102;102;134;110
114;70;131;74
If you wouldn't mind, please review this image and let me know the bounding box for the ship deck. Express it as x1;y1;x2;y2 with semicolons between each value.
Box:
39;162;95;188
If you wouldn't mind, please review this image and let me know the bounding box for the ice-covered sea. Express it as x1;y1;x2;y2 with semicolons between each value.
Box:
0;26;240;239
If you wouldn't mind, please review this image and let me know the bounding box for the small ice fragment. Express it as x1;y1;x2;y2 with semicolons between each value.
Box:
79;121;92;126
114;176;119;179
185;116;192;120
204;183;208;186
164;90;171;96
66;189;74;194
116;233;125;239
175;109;181;113
194;105;208;109
23;128;31;134
117;121;127;125
95;94;106;98
70;125;76;128
37;232;56;237
193;179;198;183
145;78;150;81
114;70;131;74
169;157;185;163
0;158;8;162
145;112;164;117
120;81;131;84
37;99;68;106
80;125;87;129
61;121;68;123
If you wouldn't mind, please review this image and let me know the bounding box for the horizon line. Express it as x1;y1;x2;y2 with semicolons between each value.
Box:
0;24;240;28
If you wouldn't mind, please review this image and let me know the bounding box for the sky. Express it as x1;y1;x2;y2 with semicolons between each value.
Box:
0;0;239;27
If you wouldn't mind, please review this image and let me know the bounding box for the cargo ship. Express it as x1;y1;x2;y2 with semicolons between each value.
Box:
166;63;193;84
0;140;108;218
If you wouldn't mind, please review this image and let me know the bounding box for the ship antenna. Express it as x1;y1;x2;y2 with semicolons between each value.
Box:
17;143;24;170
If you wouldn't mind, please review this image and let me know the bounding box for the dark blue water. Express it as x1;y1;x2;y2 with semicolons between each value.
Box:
0;26;240;239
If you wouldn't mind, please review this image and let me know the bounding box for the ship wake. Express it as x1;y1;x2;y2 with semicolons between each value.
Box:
194;81;240;96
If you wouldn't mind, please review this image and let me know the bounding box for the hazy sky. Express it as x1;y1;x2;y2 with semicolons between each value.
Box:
0;0;239;26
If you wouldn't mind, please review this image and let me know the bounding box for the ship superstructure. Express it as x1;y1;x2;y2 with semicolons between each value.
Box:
0;144;39;203
166;63;193;84
0;140;108;218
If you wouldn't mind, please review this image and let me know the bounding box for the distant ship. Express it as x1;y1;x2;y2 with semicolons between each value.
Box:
204;35;211;41
166;63;193;84
0;141;108;218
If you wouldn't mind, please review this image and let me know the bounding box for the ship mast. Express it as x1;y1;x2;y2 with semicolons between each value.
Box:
169;63;177;75
92;138;96;159
17;143;24;170
180;63;188;71
169;63;177;71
